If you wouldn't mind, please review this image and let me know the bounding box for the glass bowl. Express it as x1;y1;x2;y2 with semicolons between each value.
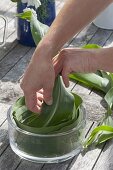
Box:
7;106;86;163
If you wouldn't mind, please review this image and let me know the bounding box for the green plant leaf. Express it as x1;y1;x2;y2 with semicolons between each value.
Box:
12;76;84;134
16;10;33;21
82;44;101;49
84;125;113;148
84;115;113;148
13;105;84;134
97;70;113;91
104;87;113;112
69;73;108;93
30;12;49;45
17;9;49;45
12;96;25;113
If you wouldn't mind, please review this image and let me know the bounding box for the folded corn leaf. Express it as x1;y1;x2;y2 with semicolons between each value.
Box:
12;76;84;134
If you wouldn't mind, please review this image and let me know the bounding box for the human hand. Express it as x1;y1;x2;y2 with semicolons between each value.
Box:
53;48;98;87
20;51;55;113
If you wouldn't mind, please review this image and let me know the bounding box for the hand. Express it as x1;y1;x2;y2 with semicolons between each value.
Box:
20;51;55;113
53;48;98;87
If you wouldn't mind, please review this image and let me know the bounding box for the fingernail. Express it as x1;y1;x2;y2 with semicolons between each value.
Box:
47;100;53;105
65;84;69;88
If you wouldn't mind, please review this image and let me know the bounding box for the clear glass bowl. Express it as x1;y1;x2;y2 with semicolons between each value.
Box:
7;106;86;163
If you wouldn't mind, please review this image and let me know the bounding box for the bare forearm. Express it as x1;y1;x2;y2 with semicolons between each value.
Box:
37;0;113;58
95;47;113;72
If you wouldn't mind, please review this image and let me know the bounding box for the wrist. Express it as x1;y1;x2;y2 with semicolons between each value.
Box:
34;36;60;60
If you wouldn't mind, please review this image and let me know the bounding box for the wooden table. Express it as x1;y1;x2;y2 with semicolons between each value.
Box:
0;1;113;170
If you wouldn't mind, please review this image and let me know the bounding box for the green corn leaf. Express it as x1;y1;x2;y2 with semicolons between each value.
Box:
12;76;84;134
107;73;113;89
30;12;49;45
16;10;33;21
103;115;113;126
12;104;84;134
69;73;109;93
97;70;113;91
17;9;49;45
96;133;113;145
82;44;101;49
12;96;25;113
104;87;113;109
84;125;113;148
84;115;113;148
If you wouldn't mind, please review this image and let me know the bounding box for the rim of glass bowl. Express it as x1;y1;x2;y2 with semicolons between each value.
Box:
7;106;86;137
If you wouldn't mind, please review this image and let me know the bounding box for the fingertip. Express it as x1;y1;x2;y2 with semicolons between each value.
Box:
65;81;69;88
43;86;53;106
62;73;69;88
43;94;53;105
46;99;53;105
